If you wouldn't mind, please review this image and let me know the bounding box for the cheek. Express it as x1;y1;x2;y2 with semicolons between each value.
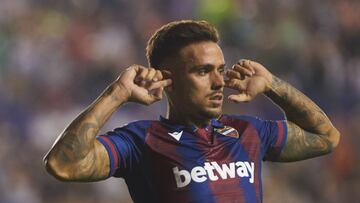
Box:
174;75;211;102
186;78;210;100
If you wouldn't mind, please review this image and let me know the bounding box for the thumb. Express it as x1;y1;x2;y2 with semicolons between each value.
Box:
225;79;247;91
152;86;164;100
228;94;252;103
148;79;172;91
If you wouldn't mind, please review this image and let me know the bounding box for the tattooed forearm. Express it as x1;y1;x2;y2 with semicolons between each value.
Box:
265;76;328;132
44;84;128;181
277;122;334;162
265;75;340;161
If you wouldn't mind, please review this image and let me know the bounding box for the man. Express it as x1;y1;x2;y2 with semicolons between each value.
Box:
44;20;340;203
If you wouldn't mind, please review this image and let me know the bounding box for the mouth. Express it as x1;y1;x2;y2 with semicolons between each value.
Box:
208;93;223;106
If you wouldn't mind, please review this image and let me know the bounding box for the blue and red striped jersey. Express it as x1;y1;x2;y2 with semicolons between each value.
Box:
97;114;287;203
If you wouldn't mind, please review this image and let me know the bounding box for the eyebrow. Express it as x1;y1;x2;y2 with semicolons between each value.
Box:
190;63;226;72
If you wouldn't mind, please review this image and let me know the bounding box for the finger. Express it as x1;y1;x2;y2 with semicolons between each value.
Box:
145;68;157;82
226;69;241;79
119;65;138;81
232;64;254;78
238;59;256;74
135;67;148;85
238;59;246;66
140;68;157;88
148;79;172;91
152;86;164;100
153;70;163;82
228;94;252;103
234;63;255;76
225;79;247;91
160;70;172;80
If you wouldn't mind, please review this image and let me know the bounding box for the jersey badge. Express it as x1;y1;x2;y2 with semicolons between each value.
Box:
215;126;239;138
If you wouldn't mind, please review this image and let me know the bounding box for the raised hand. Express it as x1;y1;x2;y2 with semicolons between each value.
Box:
115;64;172;105
225;59;273;102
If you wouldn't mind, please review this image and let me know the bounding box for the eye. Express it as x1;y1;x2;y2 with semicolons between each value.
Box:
198;68;208;76
218;67;226;75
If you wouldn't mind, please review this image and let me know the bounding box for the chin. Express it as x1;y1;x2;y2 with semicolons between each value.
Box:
200;107;223;119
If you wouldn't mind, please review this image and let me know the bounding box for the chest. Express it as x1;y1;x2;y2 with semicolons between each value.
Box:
138;124;261;198
144;123;262;170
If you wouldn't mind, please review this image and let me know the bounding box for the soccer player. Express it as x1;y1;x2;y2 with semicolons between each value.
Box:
44;20;340;203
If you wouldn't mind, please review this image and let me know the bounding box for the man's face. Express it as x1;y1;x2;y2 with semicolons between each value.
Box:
168;41;226;120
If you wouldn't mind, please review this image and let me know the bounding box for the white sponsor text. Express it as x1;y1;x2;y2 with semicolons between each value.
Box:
173;161;255;188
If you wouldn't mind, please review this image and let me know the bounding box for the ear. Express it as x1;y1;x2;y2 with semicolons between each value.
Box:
161;69;174;92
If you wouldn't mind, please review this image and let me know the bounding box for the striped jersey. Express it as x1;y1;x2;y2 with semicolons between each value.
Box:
97;114;287;203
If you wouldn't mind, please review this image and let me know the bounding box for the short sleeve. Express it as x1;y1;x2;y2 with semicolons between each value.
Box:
255;118;288;161
232;115;287;161
96;121;150;177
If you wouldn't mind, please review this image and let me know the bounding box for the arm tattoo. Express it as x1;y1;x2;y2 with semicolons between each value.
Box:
278;122;333;162
265;76;339;161
45;85;126;181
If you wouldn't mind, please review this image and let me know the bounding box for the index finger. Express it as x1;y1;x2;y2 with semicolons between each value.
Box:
148;79;173;91
160;70;173;80
238;59;256;74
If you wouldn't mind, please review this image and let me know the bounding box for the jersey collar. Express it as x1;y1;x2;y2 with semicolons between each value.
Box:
159;115;225;132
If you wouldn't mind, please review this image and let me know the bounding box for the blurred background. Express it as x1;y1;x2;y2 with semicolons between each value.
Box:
0;0;359;202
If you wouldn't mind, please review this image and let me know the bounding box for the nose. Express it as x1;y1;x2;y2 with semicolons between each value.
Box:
211;70;225;90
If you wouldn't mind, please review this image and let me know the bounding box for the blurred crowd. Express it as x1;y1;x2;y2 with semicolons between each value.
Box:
0;0;359;202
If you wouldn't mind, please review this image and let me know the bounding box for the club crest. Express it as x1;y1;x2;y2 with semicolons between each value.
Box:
215;126;239;138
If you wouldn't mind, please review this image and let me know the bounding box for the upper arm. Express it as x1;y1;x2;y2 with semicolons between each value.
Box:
67;140;110;181
278;121;334;162
45;139;110;182
73;123;146;181
54;121;147;181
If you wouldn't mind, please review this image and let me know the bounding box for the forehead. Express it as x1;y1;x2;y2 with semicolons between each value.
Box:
177;41;225;68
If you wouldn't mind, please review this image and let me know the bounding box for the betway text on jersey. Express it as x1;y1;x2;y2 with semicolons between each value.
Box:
173;161;255;188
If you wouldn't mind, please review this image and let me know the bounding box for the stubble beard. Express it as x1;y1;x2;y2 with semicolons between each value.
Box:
198;105;223;120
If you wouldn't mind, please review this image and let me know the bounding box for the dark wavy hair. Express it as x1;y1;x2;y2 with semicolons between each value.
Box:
146;20;219;69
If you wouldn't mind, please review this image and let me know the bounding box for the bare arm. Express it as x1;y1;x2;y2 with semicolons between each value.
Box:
44;84;127;181
225;59;340;162
264;76;340;162
44;65;172;181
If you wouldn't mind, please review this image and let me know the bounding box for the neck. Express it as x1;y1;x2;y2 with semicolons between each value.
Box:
167;107;211;129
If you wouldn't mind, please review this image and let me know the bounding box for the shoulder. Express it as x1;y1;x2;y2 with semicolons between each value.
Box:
114;120;154;133
221;114;264;128
97;120;160;149
102;120;156;140
221;114;286;136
